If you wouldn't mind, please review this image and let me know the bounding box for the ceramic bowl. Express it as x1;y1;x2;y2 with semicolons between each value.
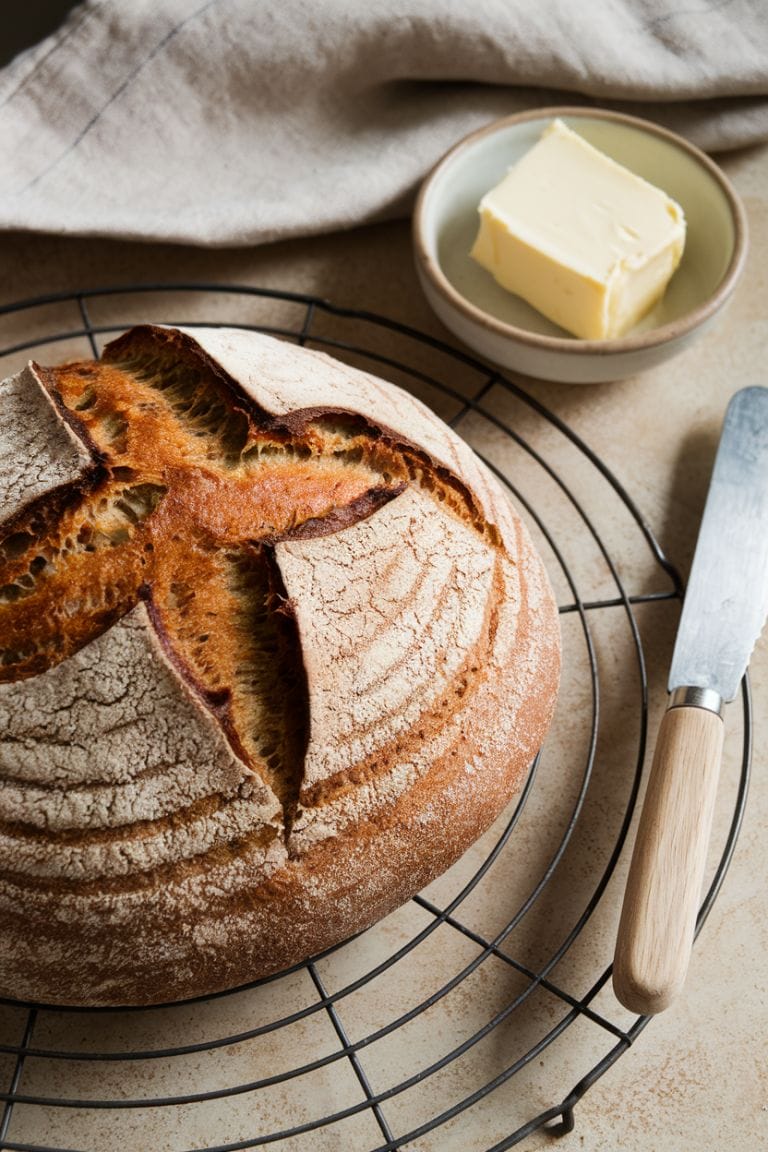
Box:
413;107;748;384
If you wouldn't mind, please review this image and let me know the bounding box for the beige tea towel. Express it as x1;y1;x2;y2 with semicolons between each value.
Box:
0;0;766;246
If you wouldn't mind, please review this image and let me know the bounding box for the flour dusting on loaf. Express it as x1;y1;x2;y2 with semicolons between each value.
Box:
0;365;90;522
0;325;560;1005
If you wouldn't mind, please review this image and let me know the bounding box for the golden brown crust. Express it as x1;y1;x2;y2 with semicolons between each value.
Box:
0;326;560;1006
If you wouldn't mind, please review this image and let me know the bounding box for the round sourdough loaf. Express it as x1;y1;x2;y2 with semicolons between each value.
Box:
0;325;560;1006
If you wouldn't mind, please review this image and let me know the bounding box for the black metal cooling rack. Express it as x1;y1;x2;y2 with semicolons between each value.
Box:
0;284;752;1152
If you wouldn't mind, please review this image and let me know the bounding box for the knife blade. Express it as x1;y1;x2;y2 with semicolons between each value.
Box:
613;385;768;1015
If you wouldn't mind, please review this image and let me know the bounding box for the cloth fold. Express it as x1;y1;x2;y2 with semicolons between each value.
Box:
1;0;767;247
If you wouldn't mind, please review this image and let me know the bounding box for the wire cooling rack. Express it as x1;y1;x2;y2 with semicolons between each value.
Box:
0;284;752;1152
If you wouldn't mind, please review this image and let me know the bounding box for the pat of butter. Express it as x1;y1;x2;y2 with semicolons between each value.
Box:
470;119;686;340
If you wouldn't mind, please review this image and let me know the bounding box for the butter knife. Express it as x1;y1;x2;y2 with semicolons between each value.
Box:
613;385;768;1015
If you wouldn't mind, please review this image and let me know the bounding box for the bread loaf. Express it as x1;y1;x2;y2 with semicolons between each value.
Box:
0;325;560;1006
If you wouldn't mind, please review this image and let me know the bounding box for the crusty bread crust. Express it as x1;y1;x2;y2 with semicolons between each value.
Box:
0;326;560;1006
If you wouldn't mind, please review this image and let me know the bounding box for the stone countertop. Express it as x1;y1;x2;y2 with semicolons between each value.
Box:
0;137;766;1151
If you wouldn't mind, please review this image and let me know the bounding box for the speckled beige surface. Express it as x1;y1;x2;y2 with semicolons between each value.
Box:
0;137;766;1150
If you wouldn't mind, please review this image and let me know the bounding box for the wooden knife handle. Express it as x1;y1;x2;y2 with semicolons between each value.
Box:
613;703;724;1014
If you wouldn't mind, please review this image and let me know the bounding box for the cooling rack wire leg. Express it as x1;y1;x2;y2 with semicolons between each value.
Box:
544;1104;576;1136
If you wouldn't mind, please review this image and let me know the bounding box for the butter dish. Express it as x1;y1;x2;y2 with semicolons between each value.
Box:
413;107;747;384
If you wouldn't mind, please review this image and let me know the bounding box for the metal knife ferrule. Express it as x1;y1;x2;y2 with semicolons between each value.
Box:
668;685;725;716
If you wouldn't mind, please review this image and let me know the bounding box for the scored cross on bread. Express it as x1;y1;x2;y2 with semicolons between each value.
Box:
0;325;560;1005
0;325;500;830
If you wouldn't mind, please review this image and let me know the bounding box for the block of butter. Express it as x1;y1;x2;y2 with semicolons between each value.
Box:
470;119;686;340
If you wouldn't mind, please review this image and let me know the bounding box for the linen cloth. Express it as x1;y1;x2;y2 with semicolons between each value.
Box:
1;0;767;247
